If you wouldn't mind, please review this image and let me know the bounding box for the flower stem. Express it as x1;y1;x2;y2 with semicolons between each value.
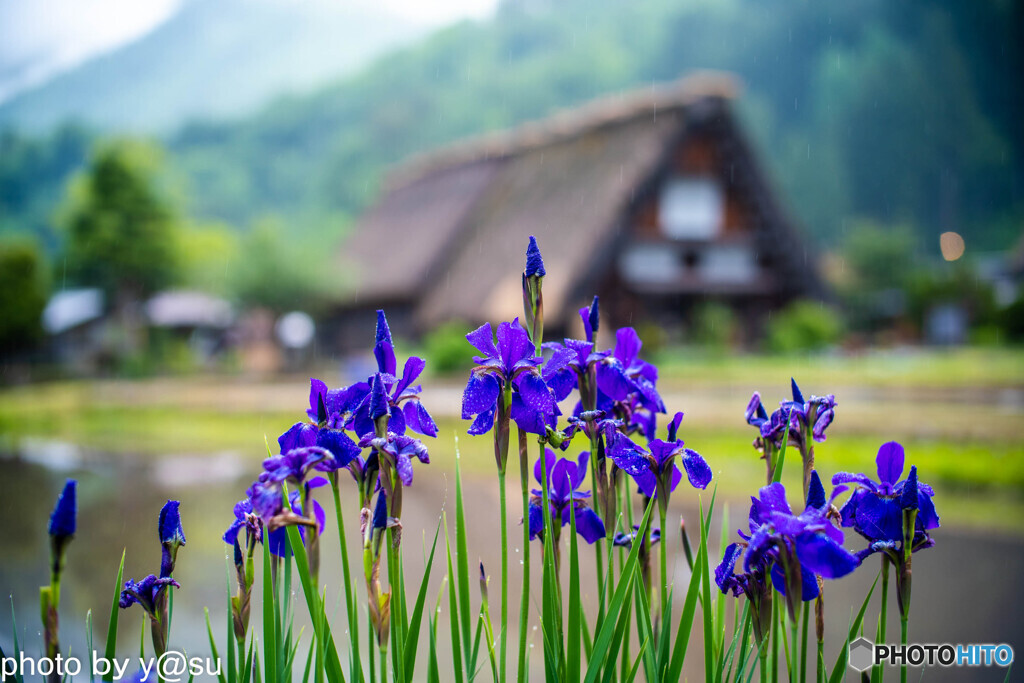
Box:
800;600;809;683
658;504;669;623
517;429;531;683
875;557;890;683
900;617;908;683
497;469;509;683
331;480;361;681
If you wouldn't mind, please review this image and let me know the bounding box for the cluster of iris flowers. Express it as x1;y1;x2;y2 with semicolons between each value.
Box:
24;235;942;683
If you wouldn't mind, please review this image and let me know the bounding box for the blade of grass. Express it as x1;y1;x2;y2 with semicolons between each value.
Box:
582;497;654;683
567;501;581;683
443;514;466;683
205;608;228;683
403;521;442;680
102;550;126;683
828;574;878;683
699;500;714;683
284;524;346;683
262;542;277;683
623;638;649;683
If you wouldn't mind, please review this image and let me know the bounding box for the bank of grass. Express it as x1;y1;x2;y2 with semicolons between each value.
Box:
651;345;1024;389
1;346;1022;533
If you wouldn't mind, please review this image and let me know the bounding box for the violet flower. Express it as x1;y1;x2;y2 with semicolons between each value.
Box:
48;479;77;541
832;441;939;548
716;481;857;621
350;311;438;439
527;450;606;547
607;413;711;510
119;575;181;616
158;500;185;578
461;318;556;452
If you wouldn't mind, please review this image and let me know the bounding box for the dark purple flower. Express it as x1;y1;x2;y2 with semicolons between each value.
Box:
48;479;77;539
716;481;857;616
359;432;430;487
119;574;180;617
527;450;606;544
279;378;368;471
612;526;661;550
245;477;325;558
350;312;437;439
223;498;262;548
607;413;711;500
832;441;939;549
525;235;545;278
597;328;664;413
461;319;555;436
750;380;838;446
581;296;599;343
158;501;186;548
158;500;186;577
263;446;330;484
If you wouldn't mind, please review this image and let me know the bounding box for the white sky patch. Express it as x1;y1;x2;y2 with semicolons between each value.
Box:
0;0;181;101
0;0;497;103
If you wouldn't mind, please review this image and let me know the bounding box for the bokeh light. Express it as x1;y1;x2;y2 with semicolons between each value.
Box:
939;231;965;261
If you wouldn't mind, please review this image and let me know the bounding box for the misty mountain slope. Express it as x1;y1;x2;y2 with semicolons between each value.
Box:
0;0;425;133
167;0;1022;247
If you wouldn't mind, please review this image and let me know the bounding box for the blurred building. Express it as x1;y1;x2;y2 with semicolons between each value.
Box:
334;72;822;347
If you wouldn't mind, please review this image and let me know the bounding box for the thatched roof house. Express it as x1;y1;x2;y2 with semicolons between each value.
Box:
334;72;821;347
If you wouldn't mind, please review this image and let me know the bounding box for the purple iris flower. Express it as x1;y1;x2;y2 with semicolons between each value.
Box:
607;412;712;499
158;500;186;577
597;328;664;414
246;476;325;558
832;441;939;551
119;574;181;617
527;449;606;544
613;526;662;550
223;497;262;548
716;479;857;618
158;501;186;547
48;479;77;540
749;380;837;446
461;319;556;436
278;378;367;471
263;446;330;484
525;235;546;278
350;312;438;439
358;432;430;487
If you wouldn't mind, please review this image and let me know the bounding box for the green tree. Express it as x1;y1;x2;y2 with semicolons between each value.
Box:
60;141;180;301
0;239;48;356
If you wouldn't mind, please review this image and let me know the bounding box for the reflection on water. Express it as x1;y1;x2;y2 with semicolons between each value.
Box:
1;451;1022;682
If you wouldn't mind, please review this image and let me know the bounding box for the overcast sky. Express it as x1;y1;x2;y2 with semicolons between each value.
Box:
0;0;497;103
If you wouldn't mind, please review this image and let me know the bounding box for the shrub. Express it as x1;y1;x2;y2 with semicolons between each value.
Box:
765;299;843;353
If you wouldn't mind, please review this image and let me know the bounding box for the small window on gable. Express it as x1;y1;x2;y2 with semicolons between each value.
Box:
658;176;723;241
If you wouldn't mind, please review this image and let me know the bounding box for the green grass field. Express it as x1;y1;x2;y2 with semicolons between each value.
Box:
1;347;1022;532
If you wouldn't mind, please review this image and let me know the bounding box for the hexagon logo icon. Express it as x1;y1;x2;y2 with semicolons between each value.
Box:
849;637;875;672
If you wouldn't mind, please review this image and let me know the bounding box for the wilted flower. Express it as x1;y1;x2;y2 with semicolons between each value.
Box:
119;574;181;616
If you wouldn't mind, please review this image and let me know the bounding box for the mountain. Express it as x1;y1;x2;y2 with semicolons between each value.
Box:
0;0;427;133
167;0;1024;249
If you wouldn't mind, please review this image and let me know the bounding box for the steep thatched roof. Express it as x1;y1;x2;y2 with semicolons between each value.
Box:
339;71;810;331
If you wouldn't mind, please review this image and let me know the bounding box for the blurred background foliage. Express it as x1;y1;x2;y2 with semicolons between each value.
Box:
0;0;1021;357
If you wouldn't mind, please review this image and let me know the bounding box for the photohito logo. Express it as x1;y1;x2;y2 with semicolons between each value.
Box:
848;638;1014;672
